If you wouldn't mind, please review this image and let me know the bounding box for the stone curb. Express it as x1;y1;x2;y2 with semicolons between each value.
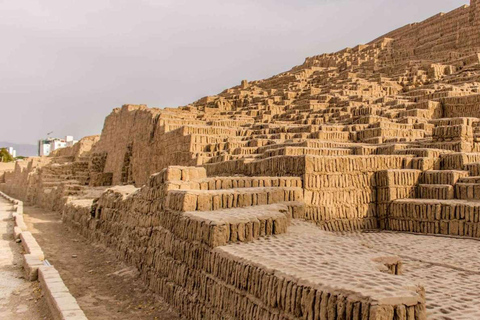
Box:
0;191;88;320
39;266;88;320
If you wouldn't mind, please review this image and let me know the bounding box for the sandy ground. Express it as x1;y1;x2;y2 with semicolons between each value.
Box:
0;198;51;320
23;205;179;320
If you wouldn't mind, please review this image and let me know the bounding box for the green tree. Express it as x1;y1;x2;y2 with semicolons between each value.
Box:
0;148;14;162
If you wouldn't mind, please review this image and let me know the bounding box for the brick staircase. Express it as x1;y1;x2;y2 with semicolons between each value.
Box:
161;167;304;247
384;164;480;236
456;162;480;199
417;170;469;200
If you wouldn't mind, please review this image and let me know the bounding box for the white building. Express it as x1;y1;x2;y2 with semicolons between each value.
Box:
65;136;78;147
38;140;51;157
38;136;78;156
7;147;16;158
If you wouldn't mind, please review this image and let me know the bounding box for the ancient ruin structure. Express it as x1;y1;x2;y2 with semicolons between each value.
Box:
3;1;480;319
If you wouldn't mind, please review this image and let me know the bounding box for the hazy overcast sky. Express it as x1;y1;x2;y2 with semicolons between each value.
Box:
0;0;467;144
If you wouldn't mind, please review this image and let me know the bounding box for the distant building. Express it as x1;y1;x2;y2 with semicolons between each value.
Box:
0;146;16;160
65;136;78;147
7;147;16;158
38;140;51;157
38;136;78;156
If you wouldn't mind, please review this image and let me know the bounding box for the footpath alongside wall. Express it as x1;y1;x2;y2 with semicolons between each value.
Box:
0;191;88;320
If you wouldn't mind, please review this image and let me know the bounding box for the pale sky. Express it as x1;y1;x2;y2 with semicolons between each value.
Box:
0;0;468;145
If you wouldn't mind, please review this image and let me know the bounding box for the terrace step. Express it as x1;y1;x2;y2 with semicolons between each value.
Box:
464;162;480;176
458;176;480;183
455;183;480;200
259;147;352;158
167;176;302;191
41;182;63;187
166;187;303;212
388;198;480;236
418;184;454;200
420;170;469;185
178;203;302;247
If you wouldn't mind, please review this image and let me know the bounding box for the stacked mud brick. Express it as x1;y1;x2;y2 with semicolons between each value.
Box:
62;167;426;319
4;1;480;319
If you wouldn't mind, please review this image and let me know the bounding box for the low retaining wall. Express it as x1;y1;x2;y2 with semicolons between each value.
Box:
0;191;88;320
388;198;480;236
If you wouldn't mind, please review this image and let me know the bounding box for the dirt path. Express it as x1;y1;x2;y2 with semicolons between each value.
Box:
0;198;50;320
23;205;180;320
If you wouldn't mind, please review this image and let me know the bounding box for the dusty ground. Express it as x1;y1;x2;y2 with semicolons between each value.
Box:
23;205;179;320
0;199;50;320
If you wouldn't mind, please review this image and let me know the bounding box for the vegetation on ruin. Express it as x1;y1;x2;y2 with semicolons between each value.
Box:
0;148;14;162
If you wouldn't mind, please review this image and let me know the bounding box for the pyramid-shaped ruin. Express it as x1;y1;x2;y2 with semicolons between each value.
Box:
3;1;480;319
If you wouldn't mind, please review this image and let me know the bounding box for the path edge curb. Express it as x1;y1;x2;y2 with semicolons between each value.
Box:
0;191;88;320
